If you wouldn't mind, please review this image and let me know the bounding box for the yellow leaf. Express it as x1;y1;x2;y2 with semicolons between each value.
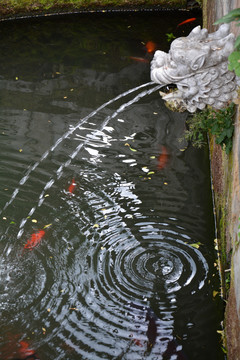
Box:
42;327;46;332
47;308;51;312
93;224;99;228
189;243;200;249
129;146;137;152
19;149;23;152
213;290;218;298
31;219;37;223
164;182;168;185
43;223;52;229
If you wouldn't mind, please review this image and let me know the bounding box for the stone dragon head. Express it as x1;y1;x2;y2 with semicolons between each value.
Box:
150;24;238;112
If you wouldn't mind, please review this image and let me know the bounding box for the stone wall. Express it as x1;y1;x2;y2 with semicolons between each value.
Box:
204;0;240;358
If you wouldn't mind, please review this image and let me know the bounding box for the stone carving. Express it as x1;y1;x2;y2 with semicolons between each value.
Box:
150;24;239;112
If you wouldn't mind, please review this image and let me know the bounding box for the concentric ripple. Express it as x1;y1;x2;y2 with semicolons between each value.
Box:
29;176;210;359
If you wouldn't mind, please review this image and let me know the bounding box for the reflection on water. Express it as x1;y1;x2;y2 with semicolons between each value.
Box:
0;11;224;360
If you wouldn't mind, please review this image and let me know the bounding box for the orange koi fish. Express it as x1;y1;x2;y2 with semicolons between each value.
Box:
24;230;45;250
145;41;157;53
177;17;196;27
68;178;76;193
129;56;149;63
157;145;169;170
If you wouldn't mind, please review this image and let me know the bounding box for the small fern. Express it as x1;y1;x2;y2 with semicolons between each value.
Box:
183;103;235;154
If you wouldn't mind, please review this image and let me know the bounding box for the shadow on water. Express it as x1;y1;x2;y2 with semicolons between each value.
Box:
0;10;225;360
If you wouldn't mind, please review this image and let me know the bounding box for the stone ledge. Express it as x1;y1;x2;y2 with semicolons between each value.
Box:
0;0;195;20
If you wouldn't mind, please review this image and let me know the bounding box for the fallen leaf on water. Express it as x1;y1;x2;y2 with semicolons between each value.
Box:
125;143;137;152
43;223;52;229
213;290;218;298
164;182;168;185
93;224;99;228
19;149;23;152
150;156;156;159
148;171;155;175
31;219;38;223
189;242;201;249
129;146;137;152
47;308;51;312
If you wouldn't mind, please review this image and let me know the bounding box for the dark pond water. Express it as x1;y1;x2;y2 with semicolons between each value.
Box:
0;10;224;360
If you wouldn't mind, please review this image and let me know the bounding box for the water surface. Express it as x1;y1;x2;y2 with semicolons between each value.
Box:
0;11;224;360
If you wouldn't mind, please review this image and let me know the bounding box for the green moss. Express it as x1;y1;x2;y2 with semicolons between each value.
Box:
0;0;186;17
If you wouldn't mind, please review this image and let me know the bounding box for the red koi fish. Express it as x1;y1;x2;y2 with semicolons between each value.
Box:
24;230;45;250
132;338;143;347
129;56;149;63
158;145;169;170
18;340;35;358
145;41;157;53
0;334;36;360
177;17;196;27
68;178;76;193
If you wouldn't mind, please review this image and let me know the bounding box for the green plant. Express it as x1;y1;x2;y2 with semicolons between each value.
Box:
214;9;240;76
166;32;176;42
183;103;235;154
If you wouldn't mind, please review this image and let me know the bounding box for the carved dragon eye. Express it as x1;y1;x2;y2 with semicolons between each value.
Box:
178;84;189;91
190;54;206;71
